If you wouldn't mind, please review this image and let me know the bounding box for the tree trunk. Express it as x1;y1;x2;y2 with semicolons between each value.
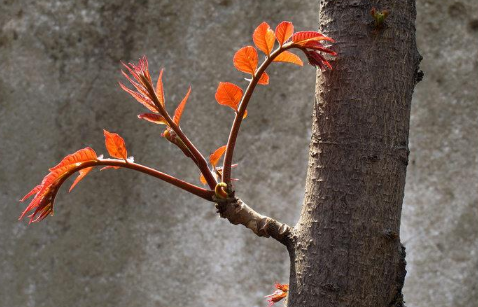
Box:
287;1;421;306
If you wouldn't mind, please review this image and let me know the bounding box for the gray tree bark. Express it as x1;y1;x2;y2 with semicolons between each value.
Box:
287;1;422;306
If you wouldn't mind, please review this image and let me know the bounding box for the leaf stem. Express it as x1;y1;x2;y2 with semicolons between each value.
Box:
143;82;218;189
222;43;293;184
81;159;214;201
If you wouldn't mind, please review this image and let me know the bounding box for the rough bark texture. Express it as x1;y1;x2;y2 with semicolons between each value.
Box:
215;197;292;245
288;1;421;307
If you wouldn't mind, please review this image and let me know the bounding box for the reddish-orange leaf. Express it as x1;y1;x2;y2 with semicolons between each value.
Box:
119;82;158;113
19;147;98;223
265;283;289;306
302;41;337;56
275;21;294;46
120;70;151;98
306;51;333;70
122;56;152;86
199;173;207;185
257;72;269;85
103;129;128;160
273;51;303;66
253;22;275;56
292;31;334;45
210;145;227;167
49;147;98;172
173;86;191;125
215;82;243;111
138;113;168;125
199;145;227;185
233;46;258;75
20;185;41;202
317;56;333;70
156;69;165;107
69;167;93;192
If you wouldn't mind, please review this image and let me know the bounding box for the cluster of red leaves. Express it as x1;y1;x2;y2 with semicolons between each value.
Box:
265;283;289;307
19;19;336;224
19;131;130;223
119;57;158;113
19;148;98;223
121;57;193;157
290;30;336;69
215;20;335;119
19;20;335;307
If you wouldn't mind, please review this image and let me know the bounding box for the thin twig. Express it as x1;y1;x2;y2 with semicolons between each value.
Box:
142;81;218;189
222;43;293;184
79;159;214;200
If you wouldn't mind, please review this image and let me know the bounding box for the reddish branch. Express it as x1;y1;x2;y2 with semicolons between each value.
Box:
97;159;214;200
19;21;334;249
136;70;218;189
221;43;293;184
20;155;291;245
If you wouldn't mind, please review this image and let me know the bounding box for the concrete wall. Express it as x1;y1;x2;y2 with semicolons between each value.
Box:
0;1;476;307
401;1;478;306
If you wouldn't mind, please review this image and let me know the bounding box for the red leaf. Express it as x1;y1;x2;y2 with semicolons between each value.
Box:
156;69;165;107
215;82;243;111
253;22;275;56
173;86;191;125
103;129;128;160
311;51;332;70
121;58;152;88
304;51;322;69
265;283;289;306
138;113;168;125
20;185;41;202
273;51;303;66
303;41;337;56
275;21;294;46
49;147;98;172
19;147;98;223
304;50;333;70
292;31;334;45
119;82;158;113
120;70;151;98
257;72;269;85
210;145;227;167
199;173;207;185
199;145;228;185
130;56;152;84
19;179;55;222
120;57;160;112
233;46;258;75
69;167;93;192
276;284;289;292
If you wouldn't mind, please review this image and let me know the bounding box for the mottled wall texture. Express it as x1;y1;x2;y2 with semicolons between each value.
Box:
0;1;476;307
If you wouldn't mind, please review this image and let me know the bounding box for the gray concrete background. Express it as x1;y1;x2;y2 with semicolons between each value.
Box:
0;1;476;307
